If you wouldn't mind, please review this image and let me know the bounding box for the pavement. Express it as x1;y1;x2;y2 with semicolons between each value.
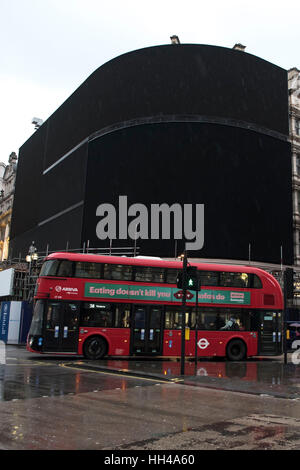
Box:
62;352;300;400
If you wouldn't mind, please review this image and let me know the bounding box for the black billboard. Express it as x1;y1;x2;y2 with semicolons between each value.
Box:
82;122;293;263
10;44;293;263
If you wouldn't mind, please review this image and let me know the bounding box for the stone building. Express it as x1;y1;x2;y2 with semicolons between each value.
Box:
289;68;300;265
0;152;17;260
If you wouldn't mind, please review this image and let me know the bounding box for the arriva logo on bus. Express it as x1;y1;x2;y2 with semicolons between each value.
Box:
55;286;79;294
95;196;204;250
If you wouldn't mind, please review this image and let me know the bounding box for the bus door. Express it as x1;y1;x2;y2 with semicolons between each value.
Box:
43;301;80;353
258;311;281;355
131;306;163;355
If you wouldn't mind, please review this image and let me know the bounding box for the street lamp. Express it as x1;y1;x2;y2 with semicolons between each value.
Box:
26;241;38;262
26;252;38;262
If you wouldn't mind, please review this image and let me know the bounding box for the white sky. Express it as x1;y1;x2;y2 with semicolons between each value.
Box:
0;0;299;164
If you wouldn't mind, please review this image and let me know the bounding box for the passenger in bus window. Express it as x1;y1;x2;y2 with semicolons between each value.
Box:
220;317;239;331
121;311;130;328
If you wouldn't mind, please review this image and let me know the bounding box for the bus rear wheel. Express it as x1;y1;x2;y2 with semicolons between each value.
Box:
83;336;107;360
226;339;246;361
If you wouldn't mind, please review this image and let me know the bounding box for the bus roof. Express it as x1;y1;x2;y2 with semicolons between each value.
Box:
45;252;274;276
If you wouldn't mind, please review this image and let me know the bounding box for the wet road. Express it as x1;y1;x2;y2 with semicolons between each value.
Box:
0;356;157;402
0;346;300;450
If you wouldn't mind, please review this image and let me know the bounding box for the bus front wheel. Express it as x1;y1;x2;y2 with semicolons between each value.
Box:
83;336;108;360
226;339;246;361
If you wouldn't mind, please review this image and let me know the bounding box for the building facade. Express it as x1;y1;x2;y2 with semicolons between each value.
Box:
289;68;300;265
0;152;17;261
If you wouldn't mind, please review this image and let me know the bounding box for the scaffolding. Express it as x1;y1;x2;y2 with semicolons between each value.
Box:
0;244;140;302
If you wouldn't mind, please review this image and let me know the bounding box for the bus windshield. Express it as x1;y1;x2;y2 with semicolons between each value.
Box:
29;300;44;336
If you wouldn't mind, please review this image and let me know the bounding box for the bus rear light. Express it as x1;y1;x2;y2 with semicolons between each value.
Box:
264;294;275;305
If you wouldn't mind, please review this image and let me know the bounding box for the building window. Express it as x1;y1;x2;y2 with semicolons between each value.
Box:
296;119;300;136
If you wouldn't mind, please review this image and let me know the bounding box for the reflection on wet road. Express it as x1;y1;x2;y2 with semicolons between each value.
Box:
1;348;300;401
75;356;300;399
0;358;156;402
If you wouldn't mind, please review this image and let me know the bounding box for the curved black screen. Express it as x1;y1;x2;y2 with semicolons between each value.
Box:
82;122;293;263
10;44;292;264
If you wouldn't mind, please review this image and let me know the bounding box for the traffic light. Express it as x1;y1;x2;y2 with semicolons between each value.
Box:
176;266;200;291
186;266;200;290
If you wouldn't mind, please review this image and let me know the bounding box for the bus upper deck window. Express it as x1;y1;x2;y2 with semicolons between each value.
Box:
57;260;73;277
40;259;60;276
200;271;219;286
135;267;165;283
252;275;262;288
166;269;178;284
75;262;102;279
111;265;133;281
220;272;249;288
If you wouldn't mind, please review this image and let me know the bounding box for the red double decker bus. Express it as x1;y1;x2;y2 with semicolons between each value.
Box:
27;253;283;361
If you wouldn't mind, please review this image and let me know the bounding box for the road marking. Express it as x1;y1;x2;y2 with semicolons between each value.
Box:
59;362;180;384
3;362;53;366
